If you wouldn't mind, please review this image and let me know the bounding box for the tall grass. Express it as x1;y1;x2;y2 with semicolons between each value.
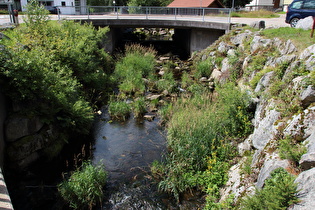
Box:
153;82;253;201
114;44;157;96
231;10;279;18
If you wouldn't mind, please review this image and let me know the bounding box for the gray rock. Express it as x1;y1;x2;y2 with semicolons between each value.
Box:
300;44;315;60
251;100;281;150
146;94;161;101
256;157;290;189
238;138;252;156
218;42;228;54
279;39;297;55
299;44;315;71
296;16;314;30
300;152;315;170
230;30;253;46
5;115;44;142
250;21;265;29
284;106;315;140
210;69;222;81
221;57;231;73
289;168;315;210
254;71;274;92
250;36;273;54
227;49;236;57
300;86;315;108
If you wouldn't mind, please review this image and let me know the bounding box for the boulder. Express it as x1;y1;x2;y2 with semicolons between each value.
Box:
250;21;265;29
250;100;281;150
284;106;315;140
300;86;315;108
296;16;314;30
289;168;315;210
220;57;231;73
279;39;297;55
254;71;274;92
256;157;290;189
299;44;315;71
5;115;44;142
210;69;222;82
250;36;273;54
299;152;315;171
230;30;253;46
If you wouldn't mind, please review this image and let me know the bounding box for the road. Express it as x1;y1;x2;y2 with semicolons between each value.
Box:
1;14;289;28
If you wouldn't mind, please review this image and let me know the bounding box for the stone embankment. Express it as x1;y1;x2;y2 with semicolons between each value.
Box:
194;28;315;209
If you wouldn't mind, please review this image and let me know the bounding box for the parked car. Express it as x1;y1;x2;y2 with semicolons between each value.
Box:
286;0;315;27
44;6;60;14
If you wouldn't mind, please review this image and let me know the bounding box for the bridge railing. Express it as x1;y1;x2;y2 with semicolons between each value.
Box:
55;6;231;23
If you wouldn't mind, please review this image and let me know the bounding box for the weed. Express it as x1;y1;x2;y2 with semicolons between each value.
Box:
108;100;131;121
132;97;147;118
241;168;299;210
58;162;107;210
278;136;307;165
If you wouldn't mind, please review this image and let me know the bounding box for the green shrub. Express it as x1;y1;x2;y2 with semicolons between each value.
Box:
114;44;156;96
241;168;299;210
279;136;306;165
156;71;177;93
132;97;147;118
108;100;131;121
194;57;214;79
154;82;253;201
58;162;107;210
0;16;111;134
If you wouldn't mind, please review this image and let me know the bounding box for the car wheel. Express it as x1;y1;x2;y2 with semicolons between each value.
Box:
290;18;300;28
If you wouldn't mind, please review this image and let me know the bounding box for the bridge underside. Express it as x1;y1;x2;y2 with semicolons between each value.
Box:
78;19;229;55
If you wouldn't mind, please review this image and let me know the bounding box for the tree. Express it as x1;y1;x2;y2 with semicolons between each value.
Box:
127;0;172;6
221;0;251;8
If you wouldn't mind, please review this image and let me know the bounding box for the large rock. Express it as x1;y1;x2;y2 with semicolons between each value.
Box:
250;21;265;29
279;39;297;55
284;106;315;140
289;168;315;210
299;44;315;71
300;86;315;108
250;36;273;54
250;100;281;150
300;152;315;171
296;16;314;30
254;71;274;92
256;157;290;189
5;115;44;142
6;125;61;169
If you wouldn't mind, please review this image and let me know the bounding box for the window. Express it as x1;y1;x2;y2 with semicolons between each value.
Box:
303;0;315;9
291;1;303;9
61;1;66;6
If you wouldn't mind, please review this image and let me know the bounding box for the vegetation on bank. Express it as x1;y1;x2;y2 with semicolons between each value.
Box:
58;162;107;209
231;10;280;18
0;0;112;135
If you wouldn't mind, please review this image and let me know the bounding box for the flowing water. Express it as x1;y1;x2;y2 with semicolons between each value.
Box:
92;107;172;209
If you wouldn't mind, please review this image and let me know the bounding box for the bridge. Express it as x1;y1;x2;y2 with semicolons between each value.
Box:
56;6;232;54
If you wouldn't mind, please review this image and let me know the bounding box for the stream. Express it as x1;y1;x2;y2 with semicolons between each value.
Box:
92;108;171;209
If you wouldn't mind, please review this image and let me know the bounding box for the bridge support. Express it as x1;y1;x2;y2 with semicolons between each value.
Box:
190;28;225;54
104;27;226;56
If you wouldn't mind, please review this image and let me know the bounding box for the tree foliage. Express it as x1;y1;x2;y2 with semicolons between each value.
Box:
0;6;112;134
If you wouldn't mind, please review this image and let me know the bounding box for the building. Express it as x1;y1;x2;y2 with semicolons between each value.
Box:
167;0;224;8
245;0;293;11
9;0;87;13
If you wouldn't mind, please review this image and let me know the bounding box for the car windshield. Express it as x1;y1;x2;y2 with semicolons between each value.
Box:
291;0;303;9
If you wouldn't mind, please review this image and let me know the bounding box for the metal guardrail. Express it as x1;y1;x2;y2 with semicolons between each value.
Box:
55;6;232;24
